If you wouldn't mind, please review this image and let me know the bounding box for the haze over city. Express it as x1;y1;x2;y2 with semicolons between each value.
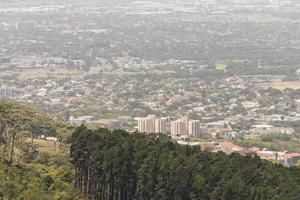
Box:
1;0;300;199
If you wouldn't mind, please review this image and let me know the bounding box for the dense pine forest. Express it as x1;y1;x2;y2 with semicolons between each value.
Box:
71;126;300;200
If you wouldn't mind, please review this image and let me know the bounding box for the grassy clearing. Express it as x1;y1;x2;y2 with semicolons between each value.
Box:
256;81;300;90
215;62;228;71
34;139;58;154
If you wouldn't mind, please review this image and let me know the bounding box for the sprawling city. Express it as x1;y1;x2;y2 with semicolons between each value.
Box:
1;0;300;199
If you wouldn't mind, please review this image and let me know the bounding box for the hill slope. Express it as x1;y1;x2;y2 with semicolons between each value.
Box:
0;100;70;163
0;100;79;200
1;101;300;199
0;161;74;200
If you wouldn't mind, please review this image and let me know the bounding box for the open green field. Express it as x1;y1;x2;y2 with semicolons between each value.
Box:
0;65;102;80
215;62;228;71
34;139;58;154
256;81;300;90
25;138;59;155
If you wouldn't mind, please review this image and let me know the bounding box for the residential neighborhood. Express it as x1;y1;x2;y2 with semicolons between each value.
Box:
1;0;300;165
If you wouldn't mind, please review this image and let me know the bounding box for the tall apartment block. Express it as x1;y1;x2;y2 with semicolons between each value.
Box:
155;118;167;134
171;118;202;136
171;119;188;136
137;115;167;134
188;120;202;136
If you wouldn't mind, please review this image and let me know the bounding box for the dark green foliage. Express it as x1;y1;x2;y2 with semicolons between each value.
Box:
260;133;291;142
0;161;76;200
0;100;68;164
0;100;79;199
70;127;300;200
42;175;54;192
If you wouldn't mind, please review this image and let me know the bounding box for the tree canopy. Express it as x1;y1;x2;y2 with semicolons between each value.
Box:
0;100;60;164
70;126;300;200
0;100;79;200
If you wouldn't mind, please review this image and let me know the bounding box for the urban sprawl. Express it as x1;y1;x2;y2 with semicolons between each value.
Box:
1;0;300;165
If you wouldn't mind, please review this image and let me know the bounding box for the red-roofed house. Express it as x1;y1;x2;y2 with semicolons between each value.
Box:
280;153;300;166
217;141;241;154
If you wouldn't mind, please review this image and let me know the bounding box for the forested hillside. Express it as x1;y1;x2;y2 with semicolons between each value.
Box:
70;126;300;200
2;100;300;200
0;100;79;200
0;159;75;200
0;100;57;164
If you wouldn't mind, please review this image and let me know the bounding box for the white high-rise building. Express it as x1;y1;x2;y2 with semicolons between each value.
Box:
171;119;188;136
137;115;155;133
137;115;167;134
188;120;202;136
0;87;19;98
155;118;167;134
137;115;201;136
